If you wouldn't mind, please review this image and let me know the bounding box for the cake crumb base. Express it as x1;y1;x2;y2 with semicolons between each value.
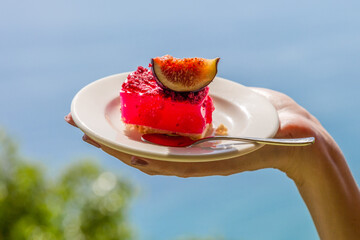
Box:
126;124;213;140
215;124;228;136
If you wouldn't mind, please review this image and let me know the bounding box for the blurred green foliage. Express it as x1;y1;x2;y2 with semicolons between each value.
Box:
0;130;133;240
0;130;225;240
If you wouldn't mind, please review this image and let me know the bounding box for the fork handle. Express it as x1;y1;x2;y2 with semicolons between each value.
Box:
191;136;315;147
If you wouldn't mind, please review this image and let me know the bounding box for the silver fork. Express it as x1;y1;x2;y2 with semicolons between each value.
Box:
141;133;315;148
187;136;315;147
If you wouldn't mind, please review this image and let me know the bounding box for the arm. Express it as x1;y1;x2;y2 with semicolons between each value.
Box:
66;87;360;239
292;127;360;239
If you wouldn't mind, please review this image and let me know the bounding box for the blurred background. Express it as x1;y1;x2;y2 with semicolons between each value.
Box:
1;0;360;239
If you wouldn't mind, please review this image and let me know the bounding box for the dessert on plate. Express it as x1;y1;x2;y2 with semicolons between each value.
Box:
120;55;219;140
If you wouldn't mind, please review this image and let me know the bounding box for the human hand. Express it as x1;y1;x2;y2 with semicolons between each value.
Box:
65;87;323;180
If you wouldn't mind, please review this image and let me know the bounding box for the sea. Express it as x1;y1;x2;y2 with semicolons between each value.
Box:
1;1;360;239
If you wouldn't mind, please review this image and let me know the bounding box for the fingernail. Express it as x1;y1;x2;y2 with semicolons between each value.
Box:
65;113;77;127
82;135;101;148
131;156;148;166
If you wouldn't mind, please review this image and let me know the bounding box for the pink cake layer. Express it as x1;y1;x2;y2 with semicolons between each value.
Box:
120;66;214;138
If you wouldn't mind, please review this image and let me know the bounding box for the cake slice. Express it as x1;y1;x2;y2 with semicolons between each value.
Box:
120;66;215;139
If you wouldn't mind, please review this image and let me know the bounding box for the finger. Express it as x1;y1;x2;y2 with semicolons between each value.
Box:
82;134;101;148
251;87;317;123
100;143;208;176
64;113;77;127
128;145;281;178
100;145;146;168
100;145;186;176
100;139;286;177
250;87;295;111
128;156;234;177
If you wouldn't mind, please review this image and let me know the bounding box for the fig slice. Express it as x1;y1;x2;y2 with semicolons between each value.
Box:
151;55;220;92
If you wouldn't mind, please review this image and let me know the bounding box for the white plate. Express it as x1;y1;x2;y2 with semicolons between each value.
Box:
71;72;279;162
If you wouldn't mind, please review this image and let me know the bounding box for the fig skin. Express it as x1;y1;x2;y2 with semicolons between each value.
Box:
151;55;220;92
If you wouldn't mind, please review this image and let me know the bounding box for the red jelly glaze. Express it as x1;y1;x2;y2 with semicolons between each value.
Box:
120;66;214;135
142;134;196;147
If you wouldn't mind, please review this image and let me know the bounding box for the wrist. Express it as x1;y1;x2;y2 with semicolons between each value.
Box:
280;128;360;239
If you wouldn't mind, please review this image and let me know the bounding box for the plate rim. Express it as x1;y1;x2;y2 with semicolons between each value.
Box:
71;72;279;162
